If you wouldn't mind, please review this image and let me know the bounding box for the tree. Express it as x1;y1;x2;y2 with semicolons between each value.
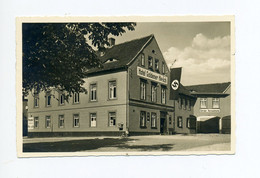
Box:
23;23;136;98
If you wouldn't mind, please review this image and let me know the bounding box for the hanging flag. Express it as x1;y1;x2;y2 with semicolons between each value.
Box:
170;67;182;100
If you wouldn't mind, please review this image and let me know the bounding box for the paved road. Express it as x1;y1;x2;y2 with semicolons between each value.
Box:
23;134;231;152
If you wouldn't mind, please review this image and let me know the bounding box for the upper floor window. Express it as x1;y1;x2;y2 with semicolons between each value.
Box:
140;80;146;100
212;98;220;109
155;59;159;71
162;62;165;74
46;91;51;107
151;112;157;128
148;56;153;69
187;99;191;111
90;113;97;127
34;95;39;108
141;53;145;66
59;93;65;105
161;86;166;104
109;112;116;126
90;83;97;101
109;81;117;99
140;111;146;128
200;98;207;108
73;114;80;127
73;92;80;104
151;83;157;102
34;90;39;108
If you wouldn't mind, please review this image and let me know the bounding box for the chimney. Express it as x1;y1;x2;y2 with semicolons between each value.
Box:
108;38;115;47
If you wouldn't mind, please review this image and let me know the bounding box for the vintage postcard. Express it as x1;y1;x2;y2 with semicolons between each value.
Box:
16;16;235;157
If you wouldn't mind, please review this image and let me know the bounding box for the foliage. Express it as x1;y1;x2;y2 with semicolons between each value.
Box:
23;23;136;97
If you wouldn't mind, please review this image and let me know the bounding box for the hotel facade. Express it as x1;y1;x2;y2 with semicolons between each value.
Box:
27;35;175;137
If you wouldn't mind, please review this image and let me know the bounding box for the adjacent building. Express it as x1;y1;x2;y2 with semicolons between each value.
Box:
27;34;175;137
174;84;197;134
185;82;231;133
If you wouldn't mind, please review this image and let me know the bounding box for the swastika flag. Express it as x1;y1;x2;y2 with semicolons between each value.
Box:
170;67;182;100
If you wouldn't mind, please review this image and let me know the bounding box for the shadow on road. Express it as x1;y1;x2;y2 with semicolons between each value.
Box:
117;144;174;151
23;137;175;152
23;138;135;152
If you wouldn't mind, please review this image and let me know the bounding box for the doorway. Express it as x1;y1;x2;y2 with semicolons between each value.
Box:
160;118;167;134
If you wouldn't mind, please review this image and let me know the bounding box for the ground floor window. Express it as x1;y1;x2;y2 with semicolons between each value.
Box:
90;113;97;127
177;116;183;128
151;112;157;128
59;115;64;128
109;112;116;126
73;114;80;127
169;116;172;125
45;116;51;128
140;111;146;128
34;117;39;128
186;117;196;129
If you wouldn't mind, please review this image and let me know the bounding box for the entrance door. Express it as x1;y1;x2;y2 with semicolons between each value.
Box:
160;118;166;134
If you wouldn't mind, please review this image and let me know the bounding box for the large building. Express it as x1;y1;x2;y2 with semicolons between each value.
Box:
27;34;175;137
185;82;231;133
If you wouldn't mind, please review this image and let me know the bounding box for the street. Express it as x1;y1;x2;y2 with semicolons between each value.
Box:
23;134;231;152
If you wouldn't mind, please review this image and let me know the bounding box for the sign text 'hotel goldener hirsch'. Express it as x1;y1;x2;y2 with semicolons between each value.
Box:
137;66;168;85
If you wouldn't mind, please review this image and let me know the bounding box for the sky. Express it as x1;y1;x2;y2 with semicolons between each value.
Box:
113;22;231;86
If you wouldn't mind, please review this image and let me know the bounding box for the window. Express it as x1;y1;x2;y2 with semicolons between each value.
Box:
46;91;51;107
200;98;207;108
169;116;172;125
187;118;190;128
90;84;97;101
187;100;191;110
178;97;182;109
59;93;65;105
161;87;166;104
109;112;116;126
90;113;97;127
148;56;153;68
140;80;146;100
212;98;220;109
34;94;39;108
141;53;145;66
140;111;146;128
162;62;165;74
73;114;80;127
34;117;39;128
109;81;117;99
151;112;157;128
45;116;51;128
73;92;80;104
177;116;183;128
183;98;186;110
151;84;157;102
155;59;159;71
59;115;64;128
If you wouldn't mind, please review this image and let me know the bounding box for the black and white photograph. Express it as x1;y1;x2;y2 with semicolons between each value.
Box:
17;16;235;156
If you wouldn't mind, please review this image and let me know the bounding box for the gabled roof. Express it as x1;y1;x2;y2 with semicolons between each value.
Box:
185;82;231;95
86;34;154;74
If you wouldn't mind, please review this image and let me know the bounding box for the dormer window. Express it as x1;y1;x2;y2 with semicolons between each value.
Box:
162;62;165;74
105;58;118;63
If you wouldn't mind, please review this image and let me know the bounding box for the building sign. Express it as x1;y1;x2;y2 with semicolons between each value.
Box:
200;109;220;113
28;117;34;130
137;66;167;85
